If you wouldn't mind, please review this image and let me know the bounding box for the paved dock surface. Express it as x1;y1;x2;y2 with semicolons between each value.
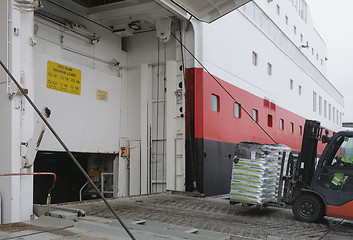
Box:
62;192;353;240
0;214;249;240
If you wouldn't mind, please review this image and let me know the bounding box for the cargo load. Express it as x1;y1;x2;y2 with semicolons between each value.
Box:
230;142;291;204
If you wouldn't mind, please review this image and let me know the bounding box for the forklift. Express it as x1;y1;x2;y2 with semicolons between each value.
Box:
281;120;353;222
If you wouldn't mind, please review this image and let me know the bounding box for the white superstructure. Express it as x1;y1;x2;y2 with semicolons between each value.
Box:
0;0;343;223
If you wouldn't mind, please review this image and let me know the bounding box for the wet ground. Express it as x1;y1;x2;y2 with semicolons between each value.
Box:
61;192;353;240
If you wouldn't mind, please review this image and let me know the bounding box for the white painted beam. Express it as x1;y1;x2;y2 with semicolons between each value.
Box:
140;64;152;194
166;60;177;191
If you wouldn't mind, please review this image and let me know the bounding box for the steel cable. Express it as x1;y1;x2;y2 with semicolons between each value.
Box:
0;61;136;240
170;32;277;144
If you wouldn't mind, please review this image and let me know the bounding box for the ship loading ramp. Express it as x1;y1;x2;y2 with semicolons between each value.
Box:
0;203;257;240
0;216;254;240
27;192;353;240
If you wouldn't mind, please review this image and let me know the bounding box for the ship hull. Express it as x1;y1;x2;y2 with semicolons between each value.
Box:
185;67;329;196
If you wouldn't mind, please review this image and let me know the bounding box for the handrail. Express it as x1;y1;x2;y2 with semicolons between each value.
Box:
79;181;89;202
0;60;136;240
0;172;56;215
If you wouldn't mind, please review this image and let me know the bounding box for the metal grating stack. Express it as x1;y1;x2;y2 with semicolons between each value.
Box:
230;142;291;204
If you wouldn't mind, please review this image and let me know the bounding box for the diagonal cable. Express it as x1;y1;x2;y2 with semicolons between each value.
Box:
0;61;136;240
170;32;277;144
318;219;345;240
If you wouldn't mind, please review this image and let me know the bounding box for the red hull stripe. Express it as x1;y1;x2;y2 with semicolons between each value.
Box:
188;68;328;152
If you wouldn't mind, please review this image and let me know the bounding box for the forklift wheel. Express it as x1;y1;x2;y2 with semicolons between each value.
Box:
293;194;324;222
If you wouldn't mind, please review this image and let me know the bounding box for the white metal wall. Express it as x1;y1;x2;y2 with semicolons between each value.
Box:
0;2;126;223
33;16;124;153
192;1;343;132
0;2;35;224
0;1;186;222
119;30;186;196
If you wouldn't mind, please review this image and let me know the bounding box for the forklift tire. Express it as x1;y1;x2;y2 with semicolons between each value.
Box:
292;194;324;222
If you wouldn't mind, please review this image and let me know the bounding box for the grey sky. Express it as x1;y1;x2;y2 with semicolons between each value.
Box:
306;0;353;122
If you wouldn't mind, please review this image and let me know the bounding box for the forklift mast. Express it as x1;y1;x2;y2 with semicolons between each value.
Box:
296;120;322;189
281;120;324;204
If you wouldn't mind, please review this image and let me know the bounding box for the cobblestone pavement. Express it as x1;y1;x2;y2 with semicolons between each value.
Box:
62;192;353;240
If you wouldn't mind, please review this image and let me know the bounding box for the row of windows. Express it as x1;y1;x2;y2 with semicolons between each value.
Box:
313;91;342;126
252;50;318;86
289;0;308;23
253;108;301;134
252;51;272;76
211;93;303;134
289;79;302;95
250;50;339;126
275;2;325;67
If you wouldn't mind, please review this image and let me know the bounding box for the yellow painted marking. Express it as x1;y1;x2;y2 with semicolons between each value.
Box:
47;61;81;95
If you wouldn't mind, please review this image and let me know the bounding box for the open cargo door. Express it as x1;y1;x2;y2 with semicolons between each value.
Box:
158;0;253;23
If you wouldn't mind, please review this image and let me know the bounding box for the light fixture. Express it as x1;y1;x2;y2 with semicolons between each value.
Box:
64;21;101;45
129;21;141;31
299;44;309;49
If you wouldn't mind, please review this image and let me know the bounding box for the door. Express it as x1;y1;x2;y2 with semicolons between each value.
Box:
312;134;353;219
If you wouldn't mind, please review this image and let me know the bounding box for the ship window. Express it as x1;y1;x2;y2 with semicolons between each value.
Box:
299;85;302;95
268;114;273;127
280;119;284;130
285;15;288;25
294;26;297;34
337;110;339;125
234;103;241;118
324;100;327;118
253;109;258;123
277;5;280;15
290;122;294;133
300;34;303;42
290;79;293;90
329;103;331;120
312;48;314;55
211;94;219;112
252;51;258;66
299;125;303;135
333;107;336;123
316;54;319;60
319;96;322;115
267;63;272;76
313;91;317;112
321;59;323;66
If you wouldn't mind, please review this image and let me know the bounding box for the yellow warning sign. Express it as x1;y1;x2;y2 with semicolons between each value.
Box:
47;61;81;95
96;89;108;102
